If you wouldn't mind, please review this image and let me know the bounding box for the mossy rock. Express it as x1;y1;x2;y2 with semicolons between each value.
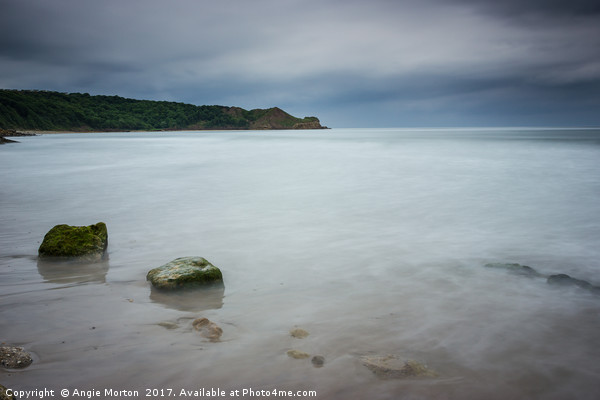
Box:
38;222;108;261
146;257;223;290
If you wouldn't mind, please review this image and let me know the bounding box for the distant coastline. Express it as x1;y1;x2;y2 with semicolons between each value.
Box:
0;89;328;133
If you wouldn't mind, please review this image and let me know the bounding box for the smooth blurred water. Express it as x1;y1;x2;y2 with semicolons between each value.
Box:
1;128;600;399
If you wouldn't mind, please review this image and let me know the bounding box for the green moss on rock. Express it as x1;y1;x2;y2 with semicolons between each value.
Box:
38;222;108;261
147;257;223;290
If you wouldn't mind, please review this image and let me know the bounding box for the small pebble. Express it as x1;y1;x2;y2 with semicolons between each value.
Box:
290;328;309;339
287;350;310;359
192;318;222;341
311;355;325;367
157;322;179;330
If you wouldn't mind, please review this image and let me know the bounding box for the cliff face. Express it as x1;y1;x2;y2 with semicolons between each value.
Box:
247;107;327;130
292;120;326;130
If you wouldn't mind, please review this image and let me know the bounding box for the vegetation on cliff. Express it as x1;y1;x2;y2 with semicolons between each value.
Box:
0;89;326;131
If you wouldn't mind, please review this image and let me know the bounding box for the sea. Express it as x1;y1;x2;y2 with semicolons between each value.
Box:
1;128;600;399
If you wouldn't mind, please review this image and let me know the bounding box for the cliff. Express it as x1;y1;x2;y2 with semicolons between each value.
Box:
227;107;326;130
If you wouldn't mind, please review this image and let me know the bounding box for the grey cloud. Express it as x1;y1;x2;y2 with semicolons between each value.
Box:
0;0;599;127
452;0;600;17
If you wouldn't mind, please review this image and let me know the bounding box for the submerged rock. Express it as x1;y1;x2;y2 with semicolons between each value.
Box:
290;328;309;339
192;318;223;341
157;321;179;330
547;274;600;294
0;346;33;369
485;262;600;296
0;137;18;144
147;257;223;290
484;263;542;278
311;355;325;367
287;350;310;359
361;355;437;379
38;222;108;261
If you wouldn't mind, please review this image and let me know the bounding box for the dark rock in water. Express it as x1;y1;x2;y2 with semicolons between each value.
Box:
484;263;542;278
361;354;437;379
147;257;223;290
311;355;325;368
192;318;223;341
0;384;16;400
38;222;108;261
0;137;18;144
0;346;33;369
547;274;600;294
485;263;600;296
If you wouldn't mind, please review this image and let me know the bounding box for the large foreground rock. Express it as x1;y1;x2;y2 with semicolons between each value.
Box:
38;222;108;261
147;257;223;290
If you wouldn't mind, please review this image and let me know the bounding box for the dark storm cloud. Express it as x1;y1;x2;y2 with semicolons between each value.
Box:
1;0;599;126
453;0;600;17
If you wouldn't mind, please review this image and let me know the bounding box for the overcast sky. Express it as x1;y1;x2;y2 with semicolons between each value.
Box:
1;0;599;127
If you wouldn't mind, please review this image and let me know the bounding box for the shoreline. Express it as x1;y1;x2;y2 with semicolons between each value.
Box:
0;128;37;143
7;127;330;135
2;128;329;143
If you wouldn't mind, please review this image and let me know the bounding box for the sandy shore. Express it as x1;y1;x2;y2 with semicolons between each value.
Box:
18;129;124;134
15;129;240;134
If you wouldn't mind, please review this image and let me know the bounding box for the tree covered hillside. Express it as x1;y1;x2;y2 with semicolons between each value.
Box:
0;90;325;131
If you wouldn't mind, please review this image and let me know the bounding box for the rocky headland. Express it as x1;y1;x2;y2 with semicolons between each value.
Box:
0;128;36;144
